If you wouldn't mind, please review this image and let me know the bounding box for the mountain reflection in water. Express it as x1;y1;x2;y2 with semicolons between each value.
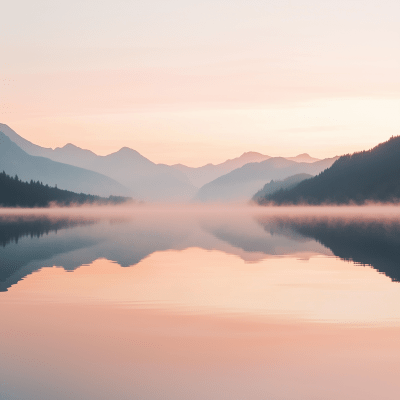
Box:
0;215;100;291
1;206;400;291
2;206;400;400
257;216;400;282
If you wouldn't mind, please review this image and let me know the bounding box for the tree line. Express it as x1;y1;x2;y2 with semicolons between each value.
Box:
0;171;130;207
258;135;400;205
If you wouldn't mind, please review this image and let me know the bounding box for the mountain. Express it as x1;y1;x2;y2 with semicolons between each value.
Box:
0;171;130;207
252;173;313;203
0;124;195;202
0;123;325;202
0;132;130;197
285;153;321;163
173;153;321;188
265;136;400;205
0;123;55;157
194;157;338;203
84;147;197;202
172;151;271;187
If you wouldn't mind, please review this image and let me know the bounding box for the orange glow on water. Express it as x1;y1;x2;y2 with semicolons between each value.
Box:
2;207;400;398
5;248;400;324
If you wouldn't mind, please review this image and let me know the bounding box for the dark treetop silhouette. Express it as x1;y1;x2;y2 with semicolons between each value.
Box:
1;124;337;203
252;173;312;203
259;135;400;205
0;171;131;208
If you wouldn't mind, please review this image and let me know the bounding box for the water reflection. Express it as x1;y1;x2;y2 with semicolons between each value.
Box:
0;216;91;247
0;215;99;291
257;216;400;282
2;207;400;400
1;207;400;292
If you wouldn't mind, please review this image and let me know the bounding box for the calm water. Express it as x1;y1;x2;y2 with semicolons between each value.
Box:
1;205;400;400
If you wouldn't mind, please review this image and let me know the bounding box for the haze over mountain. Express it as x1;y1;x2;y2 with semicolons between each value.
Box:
285;154;321;163
1;124;324;196
172;151;271;187
252;173;313;203
263;136;400;205
0;124;196;202
1;123;332;203
0;132;129;197
173;153;320;187
195;157;338;203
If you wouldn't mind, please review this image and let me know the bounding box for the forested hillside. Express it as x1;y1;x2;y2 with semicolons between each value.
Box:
0;171;130;207
195;157;336;203
252;173;312;203
262;136;400;205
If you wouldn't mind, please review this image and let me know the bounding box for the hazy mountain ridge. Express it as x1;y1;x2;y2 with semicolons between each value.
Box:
0;124;195;202
263;135;400;205
172;151;272;187
0;132;130;197
285;153;321;163
195;157;338;203
1;123;331;203
0;123;55;157
252;173;313;203
173;152;320;188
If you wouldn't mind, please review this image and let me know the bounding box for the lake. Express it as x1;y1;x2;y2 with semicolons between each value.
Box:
1;205;400;400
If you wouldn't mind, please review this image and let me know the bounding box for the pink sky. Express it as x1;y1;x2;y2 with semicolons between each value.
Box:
1;0;399;166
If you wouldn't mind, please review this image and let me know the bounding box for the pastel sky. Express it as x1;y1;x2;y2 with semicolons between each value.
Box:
1;0;399;166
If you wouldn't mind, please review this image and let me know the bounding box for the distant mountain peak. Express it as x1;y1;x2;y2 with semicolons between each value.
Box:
53;143;98;158
62;143;79;149
116;146;138;154
54;143;80;151
286;153;321;163
240;151;266;158
107;146;156;167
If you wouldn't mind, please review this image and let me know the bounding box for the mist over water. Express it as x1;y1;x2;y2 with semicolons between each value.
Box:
1;204;400;399
2;204;400;311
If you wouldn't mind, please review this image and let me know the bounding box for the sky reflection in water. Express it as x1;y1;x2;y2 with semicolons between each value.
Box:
1;205;400;400
1;205;400;322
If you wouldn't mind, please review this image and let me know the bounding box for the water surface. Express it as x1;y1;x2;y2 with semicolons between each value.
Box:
1;205;400;399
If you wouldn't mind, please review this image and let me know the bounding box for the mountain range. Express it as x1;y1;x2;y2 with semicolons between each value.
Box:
0;132;129;197
261;135;400;205
172;152;319;188
0;123;334;202
195;157;338;202
0;124;195;202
